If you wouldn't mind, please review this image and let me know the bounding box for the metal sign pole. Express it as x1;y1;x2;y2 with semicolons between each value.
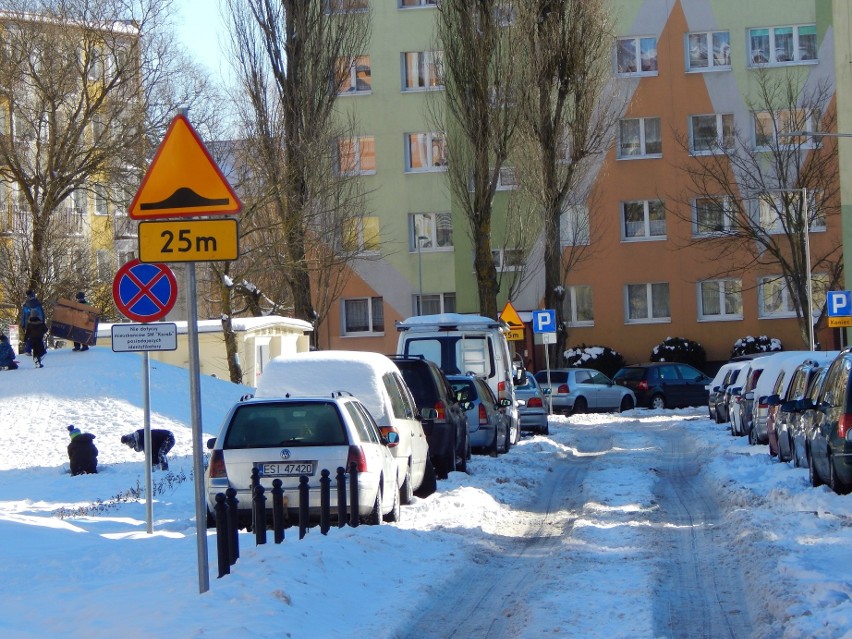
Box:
143;349;153;534
187;262;210;594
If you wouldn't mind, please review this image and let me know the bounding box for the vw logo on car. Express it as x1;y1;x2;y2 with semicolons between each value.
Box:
280;449;291;460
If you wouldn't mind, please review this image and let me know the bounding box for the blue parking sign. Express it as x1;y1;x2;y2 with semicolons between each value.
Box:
532;309;557;334
827;291;852;317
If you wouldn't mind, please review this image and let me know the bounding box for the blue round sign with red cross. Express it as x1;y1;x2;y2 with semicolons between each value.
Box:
112;259;178;323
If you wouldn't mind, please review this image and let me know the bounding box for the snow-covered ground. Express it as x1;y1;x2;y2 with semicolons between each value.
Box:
0;346;850;638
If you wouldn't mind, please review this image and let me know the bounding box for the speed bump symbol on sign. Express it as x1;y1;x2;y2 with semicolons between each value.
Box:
139;219;239;263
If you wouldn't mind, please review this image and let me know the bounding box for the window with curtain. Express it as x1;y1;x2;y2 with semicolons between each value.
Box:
627;283;670;322
405;132;447;172
402;51;443;90
698;279;742;320
622;200;665;240
343;297;384;334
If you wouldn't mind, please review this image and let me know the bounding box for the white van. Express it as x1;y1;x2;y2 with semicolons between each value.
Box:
255;350;433;502
396;313;525;444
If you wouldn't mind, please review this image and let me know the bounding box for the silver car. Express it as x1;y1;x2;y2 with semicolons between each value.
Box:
534;368;636;415
448;374;510;455
514;374;550;435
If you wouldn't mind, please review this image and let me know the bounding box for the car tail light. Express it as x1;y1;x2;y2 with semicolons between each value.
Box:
379;426;400;448
208;450;227;479
638;381;649;392
838;414;852;440
557;384;569;394
347;445;368;473
478;403;488;425
435;400;447;421
527;397;543;408
497;380;507;399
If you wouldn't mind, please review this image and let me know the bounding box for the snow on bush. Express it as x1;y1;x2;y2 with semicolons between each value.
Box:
730;335;783;358
649;336;707;370
563;344;626;378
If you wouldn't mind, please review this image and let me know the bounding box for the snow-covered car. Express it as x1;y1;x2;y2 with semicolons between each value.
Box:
447;374;510;455
535;368;635;415
514;374;550;435
205;395;400;528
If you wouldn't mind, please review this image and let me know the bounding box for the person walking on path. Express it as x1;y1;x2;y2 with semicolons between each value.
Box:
24;314;47;368
67;425;98;475
72;291;90;351
121;428;175;471
0;335;18;370
20;290;44;355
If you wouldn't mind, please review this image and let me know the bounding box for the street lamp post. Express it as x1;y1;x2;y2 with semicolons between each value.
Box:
416;235;428;315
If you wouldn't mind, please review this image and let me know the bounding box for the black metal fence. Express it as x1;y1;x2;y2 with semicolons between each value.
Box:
214;462;362;579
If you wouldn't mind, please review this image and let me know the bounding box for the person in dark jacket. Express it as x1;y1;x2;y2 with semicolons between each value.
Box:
0;335;18;370
24;314;47;368
67;425;98;475
20;290;44;355
121;428;175;470
72;291;90;351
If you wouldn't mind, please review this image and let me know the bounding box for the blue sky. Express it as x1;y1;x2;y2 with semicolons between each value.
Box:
174;0;230;84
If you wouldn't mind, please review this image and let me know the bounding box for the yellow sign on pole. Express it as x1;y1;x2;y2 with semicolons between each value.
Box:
500;301;524;329
828;316;852;328
138;219;239;263
506;329;525;341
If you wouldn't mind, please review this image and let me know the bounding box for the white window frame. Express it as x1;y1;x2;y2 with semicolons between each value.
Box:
337;55;371;94
689;113;734;154
560;204;590;246
413;292;456;316
692;196;733;236
757;191;823;235
342;296;384;336
686;30;731;72
343;216;380;254
758;276;797;318
616;36;658;76
495;166;518;190
404;132;448;173
402;51;444;91
491;248;524;272
325;0;369;14
93;191;109;216
698;279;743;321
400;0;437;7
335;136;376;176
753;109;819;150
409;212;453;252
621;199;666;241
564;285;594;327
625;282;670;323
748;24;818;67
618;117;662;159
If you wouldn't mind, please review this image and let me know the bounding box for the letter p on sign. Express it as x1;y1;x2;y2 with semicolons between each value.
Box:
532;309;557;334
827;290;852;317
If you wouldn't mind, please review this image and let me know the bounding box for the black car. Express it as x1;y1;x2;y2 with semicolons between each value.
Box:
805;349;852;494
389;355;470;479
613;362;711;409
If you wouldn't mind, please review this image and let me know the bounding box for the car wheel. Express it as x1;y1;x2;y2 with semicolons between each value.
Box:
502;424;511;453
458;431;469;473
828;456;850;495
540;423;549;436
808;446;822;488
572;397;588;414
619;395;635;412
650;394;665;410
489;426;500;457
400;465;414;505
383;478;401;522
361;484;383;526
414;458;437;498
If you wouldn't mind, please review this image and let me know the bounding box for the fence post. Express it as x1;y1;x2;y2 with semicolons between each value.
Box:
336;467;347;528
215;493;229;578
272;478;285;544
298;475;309;540
226;487;239;565
253;484;267;545
250;467;260;533
320;469;331;535
348;461;359;528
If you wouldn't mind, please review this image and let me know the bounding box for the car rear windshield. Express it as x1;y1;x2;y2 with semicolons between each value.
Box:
534;371;569;384
613;368;646;382
396;362;440;406
449;379;477;402
224;402;348;449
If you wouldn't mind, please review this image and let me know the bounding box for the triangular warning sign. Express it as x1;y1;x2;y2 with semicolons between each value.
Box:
129;114;242;219
500;301;524;328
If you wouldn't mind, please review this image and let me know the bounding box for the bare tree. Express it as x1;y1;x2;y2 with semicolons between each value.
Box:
0;0;214;324
673;70;842;347
223;0;372;335
513;0;619;363
432;0;523;320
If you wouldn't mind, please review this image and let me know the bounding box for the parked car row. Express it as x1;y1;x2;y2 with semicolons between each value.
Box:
707;348;852;495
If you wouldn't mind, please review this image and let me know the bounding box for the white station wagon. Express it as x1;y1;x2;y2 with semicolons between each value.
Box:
205;394;400;528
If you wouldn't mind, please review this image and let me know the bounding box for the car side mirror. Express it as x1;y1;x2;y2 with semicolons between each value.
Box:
513;367;527;385
542;387;552;395
383;431;400;447
206;437;216;450
499;398;512;407
420;407;438;421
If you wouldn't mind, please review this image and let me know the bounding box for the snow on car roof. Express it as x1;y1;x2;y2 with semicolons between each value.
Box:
255;350;398;424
